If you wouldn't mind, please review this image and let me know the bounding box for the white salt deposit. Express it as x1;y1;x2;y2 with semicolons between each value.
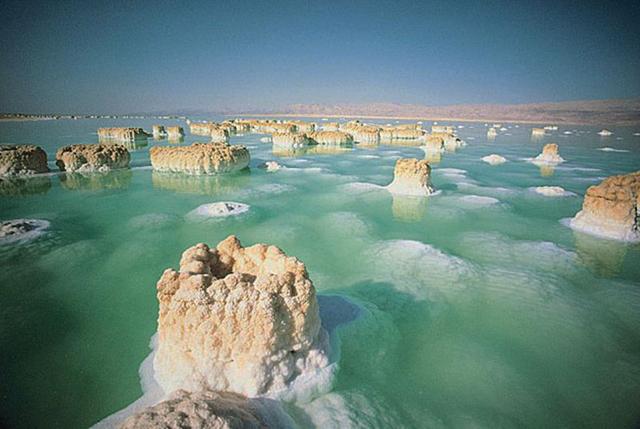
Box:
482;154;507;165
186;202;249;219
458;195;500;206
530;186;575;197
597;147;629;153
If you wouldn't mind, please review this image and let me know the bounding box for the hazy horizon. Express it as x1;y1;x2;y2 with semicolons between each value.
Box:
2;0;639;114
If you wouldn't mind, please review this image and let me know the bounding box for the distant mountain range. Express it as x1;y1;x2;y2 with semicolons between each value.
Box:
242;99;640;126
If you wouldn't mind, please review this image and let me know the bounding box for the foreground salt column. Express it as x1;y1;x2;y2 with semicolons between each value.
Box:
569;171;639;241
55;144;130;172
0;145;49;175
532;143;564;164
154;235;330;396
386;158;435;196
150;143;250;174
119;390;273;429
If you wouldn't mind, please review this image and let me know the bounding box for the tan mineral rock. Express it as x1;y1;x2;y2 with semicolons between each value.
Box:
570;171;640;241
98;127;148;141
166;126;185;139
150;143;249;175
0;145;49;176
386;158;435;196
55;144;130;172
153;235;330;396
533;143;564;164
118;390;271;429
308;131;353;145
152;125;166;139
271;132;310;147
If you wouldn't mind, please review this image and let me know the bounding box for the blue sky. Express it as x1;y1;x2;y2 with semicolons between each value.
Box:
1;0;639;113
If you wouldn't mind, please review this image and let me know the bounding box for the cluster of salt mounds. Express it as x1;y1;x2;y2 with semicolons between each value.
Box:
0;145;50;175
154;235;331;396
187;202;250;219
56;144;131;172
531;143;564;165
386;158;435;196
482;154;507;165
150;143;250;175
0;219;50;244
569;170;640;242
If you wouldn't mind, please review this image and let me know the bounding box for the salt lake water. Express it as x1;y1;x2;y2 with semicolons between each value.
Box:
1;118;639;428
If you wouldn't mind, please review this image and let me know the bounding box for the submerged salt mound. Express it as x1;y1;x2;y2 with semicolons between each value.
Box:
154;235;330;397
0;219;50;244
598;147;629;153
482;154;507;165
0;145;50;176
119;390;275;429
187;202;250;219
458;195;500;206
532;143;564;165
569;171;640;242
531;186;573;197
386;158;435;196
55;144;130;172
150;143;250;175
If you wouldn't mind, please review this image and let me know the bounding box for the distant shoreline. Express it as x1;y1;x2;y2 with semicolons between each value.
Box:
233;112;636;126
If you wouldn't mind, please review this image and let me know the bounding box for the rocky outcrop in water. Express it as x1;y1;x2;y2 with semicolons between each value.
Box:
166;126;184;139
118;390;272;429
0;219;50;244
533;143;564;164
153;235;330;396
272;132;310;147
386;158;435;196
150;143;249;175
55;144;130;172
152;125;166;139
98;128;148;141
308;131;353;145
0;145;49;176
570;171;640;241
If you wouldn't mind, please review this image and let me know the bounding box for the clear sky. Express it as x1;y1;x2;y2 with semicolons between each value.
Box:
1;0;639;113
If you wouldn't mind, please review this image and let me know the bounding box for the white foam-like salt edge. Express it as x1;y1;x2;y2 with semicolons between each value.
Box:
561;217;640;243
357;154;380;159
481;154;507;165
530;157;565;166
597;147;629;153
437;168;467;174
339;182;386;194
528;186;575;197
0;219;50;245
186;202;250;219
456;182;515;196
458;195;500;206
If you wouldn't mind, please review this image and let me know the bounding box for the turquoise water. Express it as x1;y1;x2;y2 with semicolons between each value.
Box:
1;119;639;428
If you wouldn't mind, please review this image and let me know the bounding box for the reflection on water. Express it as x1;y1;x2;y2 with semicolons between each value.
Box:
391;195;428;222
0;175;52;196
539;164;556;177
574;232;628;277
59;169;132;191
98;137;148;151
272;143;353;157
384;139;423;147
151;170;251;195
167;136;184;144
423;150;442;164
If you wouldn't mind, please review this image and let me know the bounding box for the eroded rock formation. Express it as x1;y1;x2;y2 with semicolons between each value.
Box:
0;145;49;176
570;171;640;241
386;158;435;196
150;143;249;175
55;144;130;172
308;131;353;145
153;235;330;396
272;132;310;147
98;128;148;141
166;126;185;139
533;143;564;164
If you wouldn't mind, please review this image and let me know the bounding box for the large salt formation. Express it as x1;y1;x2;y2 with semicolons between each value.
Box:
429;131;464;151
272;132;310;147
570;171;640;241
55;144;130;172
98;127;148;141
533;143;564;164
386;158;435;196
150;143;250;175
308;131;353;145
153;235;330;397
119;390;274;429
0;145;49;176
166;126;184;139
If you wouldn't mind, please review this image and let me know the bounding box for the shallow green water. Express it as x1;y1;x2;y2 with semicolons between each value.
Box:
1;118;639;428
